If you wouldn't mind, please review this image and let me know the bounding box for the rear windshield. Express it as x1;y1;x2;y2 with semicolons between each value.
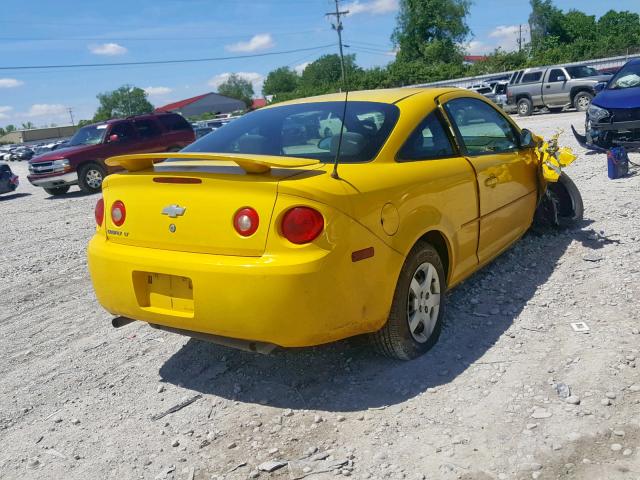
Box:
181;101;400;163
158;114;193;132
608;62;640;90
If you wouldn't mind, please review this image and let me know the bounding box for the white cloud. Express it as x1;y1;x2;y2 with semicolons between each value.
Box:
345;0;398;15
0;106;13;120
0;78;24;88
225;34;274;53
89;42;128;56
208;72;264;92
294;62;311;75
27;104;67;117
487;24;530;52
144;86;173;96
465;40;492;55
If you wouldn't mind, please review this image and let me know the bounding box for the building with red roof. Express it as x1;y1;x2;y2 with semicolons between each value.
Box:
155;92;246;117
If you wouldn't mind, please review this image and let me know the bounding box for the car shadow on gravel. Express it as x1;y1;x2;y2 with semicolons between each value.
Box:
159;225;597;412
44;190;97;200
0;192;31;201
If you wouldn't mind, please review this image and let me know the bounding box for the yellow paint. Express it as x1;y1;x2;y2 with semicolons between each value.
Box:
88;87;558;348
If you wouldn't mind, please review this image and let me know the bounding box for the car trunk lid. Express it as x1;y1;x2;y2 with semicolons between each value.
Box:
102;155;321;257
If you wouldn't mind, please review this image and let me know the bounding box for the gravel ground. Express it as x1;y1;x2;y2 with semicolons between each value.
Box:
1;110;639;480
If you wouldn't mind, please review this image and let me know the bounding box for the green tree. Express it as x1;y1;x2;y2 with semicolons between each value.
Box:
5;124;16;133
529;0;568;49
21;121;35;130
93;85;154;122
299;54;362;92
392;0;471;64
263;67;299;98
77;119;93;128
217;74;254;108
596;10;640;55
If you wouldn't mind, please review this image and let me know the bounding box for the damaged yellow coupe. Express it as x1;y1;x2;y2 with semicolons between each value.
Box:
88;88;582;360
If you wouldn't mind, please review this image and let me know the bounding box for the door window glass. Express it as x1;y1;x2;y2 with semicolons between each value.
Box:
397;111;454;161
110;121;136;141
548;69;565;82
135;119;161;138
521;71;543;83
444;98;519;155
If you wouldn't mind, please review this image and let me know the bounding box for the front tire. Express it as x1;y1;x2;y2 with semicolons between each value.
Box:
517;98;533;116
43;186;70;196
78;162;106;194
573;92;593;112
370;242;446;360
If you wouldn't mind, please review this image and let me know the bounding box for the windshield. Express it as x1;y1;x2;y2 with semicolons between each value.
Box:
68;125;108;146
181;101;400;163
565;66;599;79
608;62;640;90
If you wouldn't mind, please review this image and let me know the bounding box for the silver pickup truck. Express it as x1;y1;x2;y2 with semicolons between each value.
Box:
506;65;610;116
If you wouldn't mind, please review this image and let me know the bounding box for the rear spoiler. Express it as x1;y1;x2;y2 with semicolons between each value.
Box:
105;152;320;174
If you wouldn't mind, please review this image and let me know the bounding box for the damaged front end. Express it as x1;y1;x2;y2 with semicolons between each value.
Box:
572;104;640;152
533;132;584;228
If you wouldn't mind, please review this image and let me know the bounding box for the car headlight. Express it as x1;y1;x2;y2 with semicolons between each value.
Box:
587;104;609;121
52;159;70;173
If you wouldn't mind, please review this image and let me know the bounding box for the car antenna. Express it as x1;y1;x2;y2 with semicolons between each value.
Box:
331;90;349;180
327;0;350;180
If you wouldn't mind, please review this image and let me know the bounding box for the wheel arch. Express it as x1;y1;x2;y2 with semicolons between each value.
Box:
415;229;452;286
570;87;593;103
515;93;532;103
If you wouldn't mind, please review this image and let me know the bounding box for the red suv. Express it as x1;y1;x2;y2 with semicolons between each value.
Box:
28;113;195;195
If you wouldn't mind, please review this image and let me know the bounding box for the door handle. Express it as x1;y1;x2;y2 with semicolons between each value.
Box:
484;175;498;187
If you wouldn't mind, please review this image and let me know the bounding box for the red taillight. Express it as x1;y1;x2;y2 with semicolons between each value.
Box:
111;200;126;226
233;207;259;236
95;198;104;226
281;207;324;244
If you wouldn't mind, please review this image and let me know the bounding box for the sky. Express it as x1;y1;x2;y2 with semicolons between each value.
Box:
0;0;638;128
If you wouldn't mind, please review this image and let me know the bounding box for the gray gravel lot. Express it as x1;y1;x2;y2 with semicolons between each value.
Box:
0;110;639;480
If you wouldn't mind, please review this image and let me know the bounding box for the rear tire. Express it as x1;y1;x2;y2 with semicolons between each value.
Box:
43;186;70;196
78;162;106;194
573;92;593;112
370;242;446;360
517;98;533;117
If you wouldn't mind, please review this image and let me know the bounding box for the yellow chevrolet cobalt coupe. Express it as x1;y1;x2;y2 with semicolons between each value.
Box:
88;88;581;360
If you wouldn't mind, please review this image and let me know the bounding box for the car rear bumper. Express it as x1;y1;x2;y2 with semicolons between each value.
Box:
87;232;401;348
28;171;78;188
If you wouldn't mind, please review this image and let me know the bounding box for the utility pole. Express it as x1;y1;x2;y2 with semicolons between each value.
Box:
517;24;523;52
326;0;349;88
67;107;75;126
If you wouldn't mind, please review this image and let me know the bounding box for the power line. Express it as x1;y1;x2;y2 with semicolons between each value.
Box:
0;44;334;71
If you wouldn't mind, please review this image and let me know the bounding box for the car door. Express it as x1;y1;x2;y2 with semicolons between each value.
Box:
439;94;538;264
132;118;166;152
543;68;570;106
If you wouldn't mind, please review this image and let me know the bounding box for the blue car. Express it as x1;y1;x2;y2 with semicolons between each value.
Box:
573;58;640;151
0;163;19;195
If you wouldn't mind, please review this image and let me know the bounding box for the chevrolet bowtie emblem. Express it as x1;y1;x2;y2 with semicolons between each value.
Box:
161;204;186;218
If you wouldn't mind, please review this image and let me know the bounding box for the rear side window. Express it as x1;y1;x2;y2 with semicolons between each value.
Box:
158;114;192;132
397;111;454;161
135;119;162;138
521;72;543;83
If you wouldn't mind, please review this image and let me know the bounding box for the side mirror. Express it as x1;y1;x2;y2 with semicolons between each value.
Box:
317;137;332;150
108;134;120;143
520;128;535;148
595;82;606;93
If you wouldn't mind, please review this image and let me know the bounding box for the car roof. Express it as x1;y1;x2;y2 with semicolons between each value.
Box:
270;87;458;108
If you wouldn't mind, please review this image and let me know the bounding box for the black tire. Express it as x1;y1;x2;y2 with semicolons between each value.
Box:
517;98;533;117
78;162;106;194
573;92;593;112
370;242;446;360
535;173;584;229
550;172;584;226
44;186;71;196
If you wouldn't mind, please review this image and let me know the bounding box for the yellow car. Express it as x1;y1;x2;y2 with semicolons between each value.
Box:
88;88;582;360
